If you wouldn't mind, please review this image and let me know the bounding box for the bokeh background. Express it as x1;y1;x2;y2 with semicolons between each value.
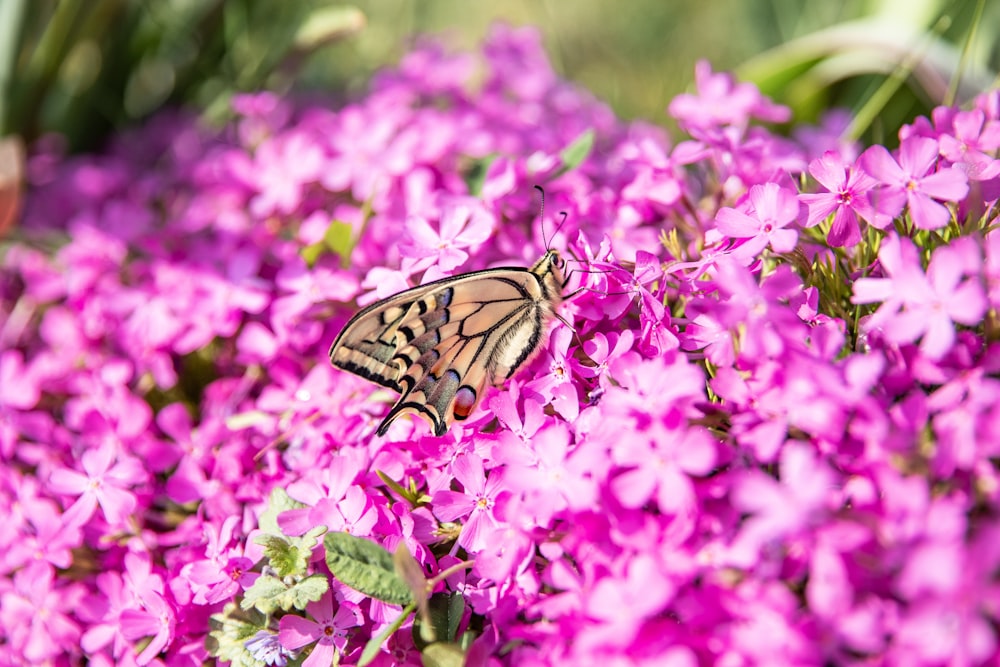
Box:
1;0;998;153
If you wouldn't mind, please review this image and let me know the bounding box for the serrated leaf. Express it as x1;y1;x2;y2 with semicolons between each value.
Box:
421;642;466;667
240;573;328;614
256;488;307;536
256;534;312;578
207;603;270;666
324;532;413;606
554;129;594;178
358;602;415;667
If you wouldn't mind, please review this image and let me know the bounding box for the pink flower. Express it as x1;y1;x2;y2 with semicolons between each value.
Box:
715;182;801;261
48;440;145;527
431;453;509;553
799;151;893;245
668;60;791;130
120;589;176;665
859;136;969;230
0;562;83;662
278;590;363;667
399;200;495;281
853;234;987;358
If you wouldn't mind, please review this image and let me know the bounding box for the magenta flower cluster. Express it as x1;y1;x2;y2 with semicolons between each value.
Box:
2;24;1000;666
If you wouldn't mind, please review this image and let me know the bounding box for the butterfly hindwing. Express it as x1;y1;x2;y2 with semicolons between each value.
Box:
330;251;565;437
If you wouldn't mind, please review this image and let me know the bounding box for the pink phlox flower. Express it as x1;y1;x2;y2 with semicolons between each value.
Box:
48;438;144;527
181;516;261;605
490;390;547;466
56;220;128;298
321;105;414;207
609;424;716;525
859;136;969;230
619;136;685;209
728;443;837;568
278;590;363;667
715;182;801;261
281;485;378;539
431;453;509;553
80;553;164;658
709;260;808;362
668;60;791;131
799;151;891;245
790;286;846;360
62;360;153;441
853;234;987;358
231;91;291;146
247;130;325;217
120;587;177;665
937;109;1000;181
0;349;41;412
6;496;81;570
615;250;677;355
483;24;559;101
272;258;360;343
583;553;677;641
985;230;1000;310
523;327;580;421
928;369;1000;474
577;329;636;390
678;299;737;367
0;562;84;662
399;199;495;281
889;503;998;665
504;423;599;526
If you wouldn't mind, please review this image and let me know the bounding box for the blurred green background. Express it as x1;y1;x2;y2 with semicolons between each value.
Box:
1;0;997;154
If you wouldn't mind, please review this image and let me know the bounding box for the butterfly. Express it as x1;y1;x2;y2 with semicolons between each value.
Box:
329;249;568;437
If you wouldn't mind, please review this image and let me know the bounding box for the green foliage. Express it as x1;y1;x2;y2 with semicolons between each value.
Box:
302;219;356;267
6;2;996;155
256;526;326;578
207;604;273;667
241;572;329;614
552;128;595;180
323;531;414;606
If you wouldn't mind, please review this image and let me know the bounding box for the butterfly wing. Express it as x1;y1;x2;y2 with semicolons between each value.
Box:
330;252;565;436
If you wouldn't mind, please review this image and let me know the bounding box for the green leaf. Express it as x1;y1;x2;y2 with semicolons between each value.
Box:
325;220;355;261
553;129;594;178
358;602;416;667
421;642;467;667
207;603;270;666
240;573;329;614
300;219;354;267
464;154;498;197
324;532;413;606
256;488;307;536
446;592;465;642
414;592;465;649
256;525;325;578
393;544;431;639
376;470;431;506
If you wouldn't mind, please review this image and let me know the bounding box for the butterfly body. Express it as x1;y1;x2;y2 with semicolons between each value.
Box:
330;250;566;436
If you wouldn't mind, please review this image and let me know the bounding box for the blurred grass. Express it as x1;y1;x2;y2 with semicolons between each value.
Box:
1;0;997;154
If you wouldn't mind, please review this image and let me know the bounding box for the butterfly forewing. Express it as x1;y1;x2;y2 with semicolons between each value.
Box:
330;251;565;437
